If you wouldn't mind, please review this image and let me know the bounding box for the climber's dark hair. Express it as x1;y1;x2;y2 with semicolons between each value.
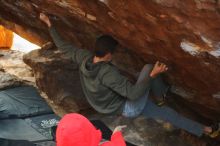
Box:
94;35;118;57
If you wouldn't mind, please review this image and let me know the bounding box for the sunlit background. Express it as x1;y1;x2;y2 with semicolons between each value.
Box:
11;33;40;53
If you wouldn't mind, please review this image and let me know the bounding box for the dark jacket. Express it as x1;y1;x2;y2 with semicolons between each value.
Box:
49;27;153;114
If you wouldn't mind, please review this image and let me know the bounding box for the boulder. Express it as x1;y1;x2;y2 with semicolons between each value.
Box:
0;0;220;121
23;47;89;113
0;71;23;90
0;50;34;82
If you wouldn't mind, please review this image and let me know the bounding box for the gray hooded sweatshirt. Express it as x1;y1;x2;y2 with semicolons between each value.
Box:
49;27;153;114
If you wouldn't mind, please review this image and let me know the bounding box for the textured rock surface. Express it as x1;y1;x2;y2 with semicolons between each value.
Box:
0;50;34;82
0;0;220;121
0;71;22;89
88;114;218;146
23;48;89;113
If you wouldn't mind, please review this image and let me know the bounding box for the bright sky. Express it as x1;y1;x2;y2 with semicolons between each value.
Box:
11;33;40;53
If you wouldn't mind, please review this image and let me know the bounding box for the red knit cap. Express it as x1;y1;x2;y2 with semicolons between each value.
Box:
56;113;102;146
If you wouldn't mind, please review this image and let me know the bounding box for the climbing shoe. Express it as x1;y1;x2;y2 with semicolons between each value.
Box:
156;96;166;107
156;86;171;107
151;94;166;107
208;123;220;138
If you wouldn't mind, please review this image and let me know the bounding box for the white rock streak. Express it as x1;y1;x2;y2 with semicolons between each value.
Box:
180;38;220;58
180;40;200;56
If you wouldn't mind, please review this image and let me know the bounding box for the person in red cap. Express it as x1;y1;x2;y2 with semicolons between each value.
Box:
56;113;126;146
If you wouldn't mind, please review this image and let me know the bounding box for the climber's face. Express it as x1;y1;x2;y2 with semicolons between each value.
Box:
103;52;112;62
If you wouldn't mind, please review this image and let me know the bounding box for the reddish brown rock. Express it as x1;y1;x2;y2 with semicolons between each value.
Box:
23;48;90;113
0;0;220;121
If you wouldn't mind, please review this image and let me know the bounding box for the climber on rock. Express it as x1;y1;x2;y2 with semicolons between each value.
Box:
39;13;220;139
